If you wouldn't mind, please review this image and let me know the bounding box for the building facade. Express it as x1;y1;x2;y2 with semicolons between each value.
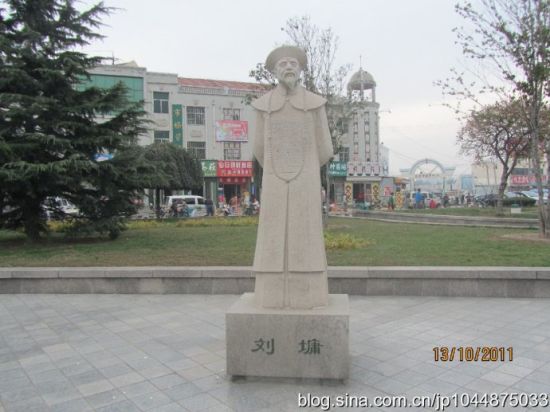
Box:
86;62;393;208
329;68;390;206
87;62;265;206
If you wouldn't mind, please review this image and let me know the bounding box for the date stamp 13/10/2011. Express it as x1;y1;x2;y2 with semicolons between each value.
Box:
433;346;513;362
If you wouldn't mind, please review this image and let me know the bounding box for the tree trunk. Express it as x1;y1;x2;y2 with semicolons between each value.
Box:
531;138;548;238
544;148;550;238
22;203;44;242
155;188;161;220
496;165;508;216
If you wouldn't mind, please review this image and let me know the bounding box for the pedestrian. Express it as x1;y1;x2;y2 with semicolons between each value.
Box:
387;192;395;211
415;189;423;209
229;195;238;215
205;198;214;216
170;200;178;217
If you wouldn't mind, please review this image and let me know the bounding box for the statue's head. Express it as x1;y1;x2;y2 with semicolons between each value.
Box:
265;45;307;90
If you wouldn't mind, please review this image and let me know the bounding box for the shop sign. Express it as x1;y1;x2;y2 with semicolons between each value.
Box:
94;152;113;162
172;104;183;146
215;120;249;142
201;160;217;177
329;161;347;177
511;175;548;185
217;160;253;177
347;162;381;176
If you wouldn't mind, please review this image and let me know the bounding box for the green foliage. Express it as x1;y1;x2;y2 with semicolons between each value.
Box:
0;0;147;240
137;142;203;219
46;220;75;233
141;142;203;191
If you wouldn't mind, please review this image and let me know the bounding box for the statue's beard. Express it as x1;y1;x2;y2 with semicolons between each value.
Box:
280;73;298;90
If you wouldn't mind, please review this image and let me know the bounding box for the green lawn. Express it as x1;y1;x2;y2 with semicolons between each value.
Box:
1;216;548;267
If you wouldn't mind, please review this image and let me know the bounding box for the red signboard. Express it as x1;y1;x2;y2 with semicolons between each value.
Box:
215;120;249;142
217;160;253;177
511;175;548;185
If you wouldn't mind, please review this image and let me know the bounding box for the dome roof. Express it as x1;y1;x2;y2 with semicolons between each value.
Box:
347;69;376;91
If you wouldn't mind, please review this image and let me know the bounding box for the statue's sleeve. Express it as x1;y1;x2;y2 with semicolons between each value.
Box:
315;105;334;166
253;110;265;167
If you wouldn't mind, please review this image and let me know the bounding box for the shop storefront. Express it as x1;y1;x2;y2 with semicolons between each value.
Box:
217;160;253;206
347;176;382;206
328;161;347;204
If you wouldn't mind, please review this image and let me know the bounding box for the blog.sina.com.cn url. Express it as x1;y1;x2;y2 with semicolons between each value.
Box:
298;392;550;411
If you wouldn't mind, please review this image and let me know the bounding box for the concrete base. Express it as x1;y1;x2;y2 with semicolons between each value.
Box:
226;293;349;379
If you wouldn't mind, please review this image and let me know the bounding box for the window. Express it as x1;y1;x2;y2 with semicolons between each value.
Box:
153;92;169;113
338;147;350;163
154;130;169;142
224;142;241;160
223;108;240;120
187;142;206;159
187;106;205;125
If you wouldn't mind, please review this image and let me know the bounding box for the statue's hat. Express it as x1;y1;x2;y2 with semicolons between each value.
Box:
265;45;307;73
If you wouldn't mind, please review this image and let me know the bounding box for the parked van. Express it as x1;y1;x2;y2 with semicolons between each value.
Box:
164;195;207;217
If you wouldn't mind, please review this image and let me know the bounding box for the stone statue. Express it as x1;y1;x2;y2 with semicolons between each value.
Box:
252;45;334;309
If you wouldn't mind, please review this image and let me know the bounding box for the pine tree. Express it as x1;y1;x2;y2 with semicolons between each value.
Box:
0;0;146;240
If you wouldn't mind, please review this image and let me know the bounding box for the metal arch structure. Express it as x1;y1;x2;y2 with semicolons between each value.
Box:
400;158;456;193
409;158;446;176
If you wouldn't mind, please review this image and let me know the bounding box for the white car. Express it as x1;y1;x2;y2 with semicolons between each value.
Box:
41;196;79;220
164;195;207;217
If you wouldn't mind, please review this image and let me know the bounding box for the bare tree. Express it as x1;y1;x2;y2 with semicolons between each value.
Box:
458;99;530;214
249;15;353;218
442;0;550;237
281;16;351;98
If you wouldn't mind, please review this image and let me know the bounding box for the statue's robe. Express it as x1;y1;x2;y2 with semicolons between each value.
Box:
251;84;334;309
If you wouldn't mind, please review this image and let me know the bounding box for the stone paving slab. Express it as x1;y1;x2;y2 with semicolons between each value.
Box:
0;294;548;411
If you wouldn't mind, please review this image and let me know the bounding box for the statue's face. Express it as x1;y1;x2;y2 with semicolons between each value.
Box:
275;57;301;90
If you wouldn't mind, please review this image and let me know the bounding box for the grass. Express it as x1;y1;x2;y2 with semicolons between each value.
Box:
0;216;549;267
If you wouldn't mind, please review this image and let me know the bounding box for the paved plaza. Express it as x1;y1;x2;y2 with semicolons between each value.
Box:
0;294;549;411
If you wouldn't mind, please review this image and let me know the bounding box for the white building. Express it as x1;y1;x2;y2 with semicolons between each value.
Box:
330;67;390;205
87;62;265;204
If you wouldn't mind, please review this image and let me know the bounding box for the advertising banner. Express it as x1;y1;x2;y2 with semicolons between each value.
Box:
372;183;380;202
344;182;353;203
511;175;548;185
219;177;249;184
217;160;253;177
172;104;183;146
215;120;249;142
201;160;218;177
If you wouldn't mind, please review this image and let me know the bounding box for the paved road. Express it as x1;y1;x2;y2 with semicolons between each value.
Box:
0;295;549;411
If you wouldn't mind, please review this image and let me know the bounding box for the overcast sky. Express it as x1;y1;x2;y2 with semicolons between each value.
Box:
80;0;476;175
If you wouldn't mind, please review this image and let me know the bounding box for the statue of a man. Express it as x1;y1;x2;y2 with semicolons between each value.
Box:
252;46;334;309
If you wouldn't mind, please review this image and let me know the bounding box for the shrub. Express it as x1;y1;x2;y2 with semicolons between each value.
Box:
324;232;370;249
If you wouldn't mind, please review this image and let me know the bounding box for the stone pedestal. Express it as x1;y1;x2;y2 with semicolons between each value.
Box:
226;293;349;379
